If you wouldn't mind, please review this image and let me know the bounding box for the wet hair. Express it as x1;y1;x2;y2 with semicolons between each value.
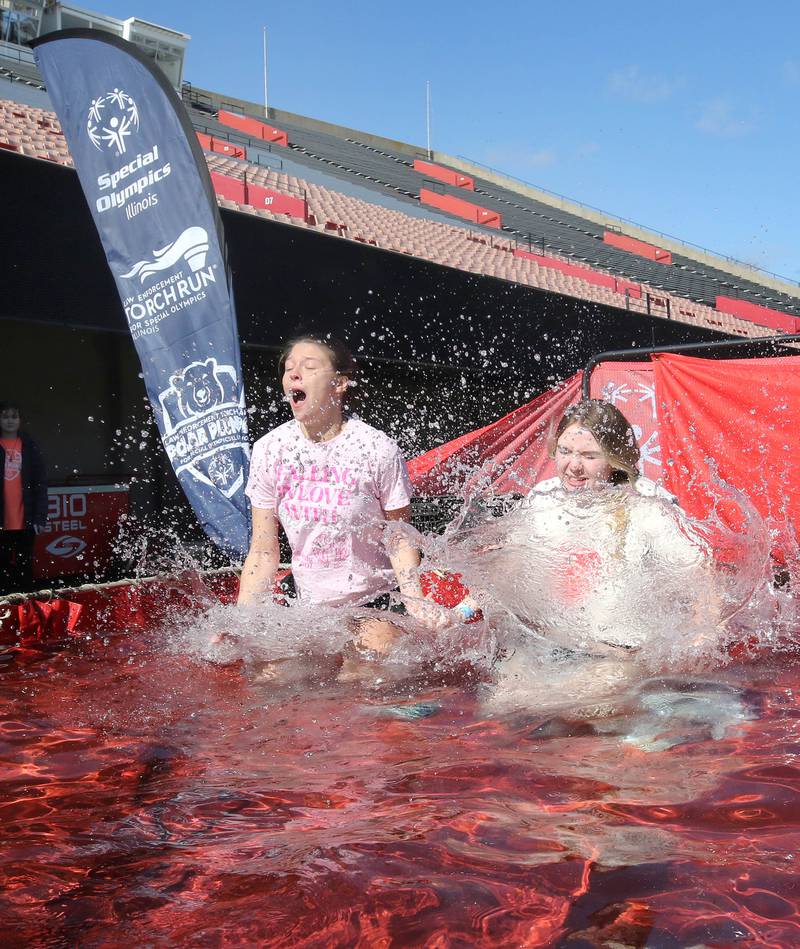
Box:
550;399;640;484
278;334;357;380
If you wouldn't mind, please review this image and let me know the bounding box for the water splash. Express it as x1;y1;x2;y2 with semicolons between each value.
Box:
424;462;796;715
115;432;798;723
443;489;723;663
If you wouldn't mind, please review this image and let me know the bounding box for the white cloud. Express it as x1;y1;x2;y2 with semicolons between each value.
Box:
608;64;682;103
524;148;557;168
484;145;557;171
575;142;600;158
782;60;800;85
695;97;754;138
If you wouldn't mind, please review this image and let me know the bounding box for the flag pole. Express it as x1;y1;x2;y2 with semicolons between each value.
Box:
264;27;269;119
426;80;432;159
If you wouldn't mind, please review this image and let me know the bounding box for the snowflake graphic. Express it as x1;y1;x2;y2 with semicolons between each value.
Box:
635;382;657;419
634;427;662;472
600;381;632;406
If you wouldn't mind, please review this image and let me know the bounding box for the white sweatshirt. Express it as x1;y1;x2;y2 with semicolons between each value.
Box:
494;477;711;650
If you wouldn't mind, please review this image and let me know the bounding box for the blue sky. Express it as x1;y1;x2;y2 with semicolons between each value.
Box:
101;0;799;283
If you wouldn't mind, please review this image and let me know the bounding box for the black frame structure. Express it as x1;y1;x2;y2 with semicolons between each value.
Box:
582;334;800;399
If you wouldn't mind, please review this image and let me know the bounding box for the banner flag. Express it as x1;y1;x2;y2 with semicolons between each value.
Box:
32;30;250;558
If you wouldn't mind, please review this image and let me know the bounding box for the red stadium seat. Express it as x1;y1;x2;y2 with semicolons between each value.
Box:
419;188;501;229
603;230;673;264
413;159;474;190
217;110;289;146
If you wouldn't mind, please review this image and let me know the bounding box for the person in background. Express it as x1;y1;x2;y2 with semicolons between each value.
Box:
0;402;48;594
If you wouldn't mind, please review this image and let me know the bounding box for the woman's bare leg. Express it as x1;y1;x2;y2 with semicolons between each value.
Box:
337;616;405;682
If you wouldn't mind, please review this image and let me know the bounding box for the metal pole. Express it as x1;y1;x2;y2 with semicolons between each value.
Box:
264;27;269;119
581;333;800;400
239;338;508;375
426;80;432;159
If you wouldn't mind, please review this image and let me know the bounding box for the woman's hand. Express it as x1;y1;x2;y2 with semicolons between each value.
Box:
403;594;454;631
450;594;482;624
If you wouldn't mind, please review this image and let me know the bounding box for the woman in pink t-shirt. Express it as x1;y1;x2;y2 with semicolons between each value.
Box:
239;334;446;656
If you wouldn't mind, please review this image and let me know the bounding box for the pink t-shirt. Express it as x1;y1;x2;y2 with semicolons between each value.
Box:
245;418;413;606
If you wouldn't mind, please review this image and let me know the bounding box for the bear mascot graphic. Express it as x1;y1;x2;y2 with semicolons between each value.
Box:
170;359;225;419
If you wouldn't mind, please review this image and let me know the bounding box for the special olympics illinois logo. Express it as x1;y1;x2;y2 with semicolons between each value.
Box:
87;89;140;155
208;452;238;491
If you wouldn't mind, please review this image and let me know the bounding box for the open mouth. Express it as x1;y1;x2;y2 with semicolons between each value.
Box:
290;389;307;405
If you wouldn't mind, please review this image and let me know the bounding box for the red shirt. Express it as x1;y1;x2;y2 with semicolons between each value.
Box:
1;437;24;530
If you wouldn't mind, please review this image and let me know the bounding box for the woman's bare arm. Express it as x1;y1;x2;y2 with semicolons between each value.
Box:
237;507;281;606
385;505;423;599
384;506;455;629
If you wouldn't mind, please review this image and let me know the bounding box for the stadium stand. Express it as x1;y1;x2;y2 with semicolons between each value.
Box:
6;43;795;326
179;94;800;317
197;151;775;340
177;89;800;313
0;91;792;342
0;97;69;161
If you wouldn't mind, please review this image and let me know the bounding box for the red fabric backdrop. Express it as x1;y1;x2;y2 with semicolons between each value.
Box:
408;363;663;496
408;372;582;496
590;362;660;483
409;352;799;565
653;353;800;559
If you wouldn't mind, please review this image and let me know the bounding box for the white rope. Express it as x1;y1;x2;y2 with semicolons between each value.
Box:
0;565;248;608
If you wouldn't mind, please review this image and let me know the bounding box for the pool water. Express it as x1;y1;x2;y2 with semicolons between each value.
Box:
2;628;800;947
